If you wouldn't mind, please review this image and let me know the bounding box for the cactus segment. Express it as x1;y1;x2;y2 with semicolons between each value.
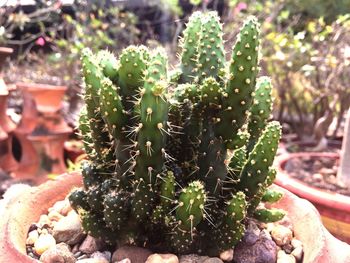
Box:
79;210;117;244
196;11;225;82
131;180;155;223
237;121;281;197
248;76;273;150
170;227;196;254
97;50;119;81
160;171;176;209
261;189;283;203
79;107;94;156
176;181;206;231
228;146;247;181
215;16;260;142
266;167;277;186
179;11;203;83
103;191;130;230
214;222;245;251
226;191;247;226
134;48;169;184
253;208;286;223
99;77;126;139
200;77;222;108
118;45;150;97
81;161;102;188
226;129;250;150
69;188;90;211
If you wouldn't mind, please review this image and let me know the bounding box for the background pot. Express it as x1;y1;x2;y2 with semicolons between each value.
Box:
0;172;349;262
275;152;350;243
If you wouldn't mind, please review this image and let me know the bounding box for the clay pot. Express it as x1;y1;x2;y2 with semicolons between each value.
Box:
16;82;67;114
0;60;18;173
0;172;349;262
13;82;73;181
275;152;350;243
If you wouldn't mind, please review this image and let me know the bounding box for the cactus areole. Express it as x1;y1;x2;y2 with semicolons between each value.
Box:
70;12;285;255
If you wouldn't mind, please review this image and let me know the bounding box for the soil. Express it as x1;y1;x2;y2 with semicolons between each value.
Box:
284;156;350;196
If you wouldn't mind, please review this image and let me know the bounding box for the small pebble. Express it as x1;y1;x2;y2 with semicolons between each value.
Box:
146;253;179;263
112;246;152;263
48;210;64;222
72;244;80;254
179;254;210;263
78;254;89;260
34;233;56;255
277;254;296;263
291;246;303;261
38;215;51;228
203;258;223;263
277;216;293;230
291;238;302;249
115;259;131;263
26;230;39;245
39;242;75;263
79;236;105;255
271;225;293;246
50;199;72;216
91;251;111;262
219;249;233;261
52;210;85;245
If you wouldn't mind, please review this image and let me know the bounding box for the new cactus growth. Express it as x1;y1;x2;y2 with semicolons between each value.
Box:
70;11;285;255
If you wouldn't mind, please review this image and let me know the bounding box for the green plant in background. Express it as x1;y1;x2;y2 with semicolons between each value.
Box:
69;11;284;255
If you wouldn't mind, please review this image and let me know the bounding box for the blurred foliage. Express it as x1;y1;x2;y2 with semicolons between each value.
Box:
223;1;350;140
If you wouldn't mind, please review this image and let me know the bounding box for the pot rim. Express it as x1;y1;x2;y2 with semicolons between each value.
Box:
275;152;350;213
16;82;67;92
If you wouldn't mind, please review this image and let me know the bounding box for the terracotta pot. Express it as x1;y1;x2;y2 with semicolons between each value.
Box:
275;152;350;243
0;172;349;262
16;82;67;114
13;82;73;181
0;70;18;173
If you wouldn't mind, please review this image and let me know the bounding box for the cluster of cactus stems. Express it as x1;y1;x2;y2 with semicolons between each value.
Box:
69;11;285;255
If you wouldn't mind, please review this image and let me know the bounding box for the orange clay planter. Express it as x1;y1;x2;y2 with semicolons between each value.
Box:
0;172;349;262
275;152;350;244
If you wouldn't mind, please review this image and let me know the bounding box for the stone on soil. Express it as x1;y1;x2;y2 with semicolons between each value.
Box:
112;246;152;263
52;210;85;245
79;235;105;254
34;233;57;255
233;227;277;263
146;253;179;263
39;242;76;263
271;225;293;246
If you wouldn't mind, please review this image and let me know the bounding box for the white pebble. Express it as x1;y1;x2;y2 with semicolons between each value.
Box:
291;238;303;249
291;246;303;261
220;249;233;261
26;230;39;245
34;234;56;255
271;225;293;246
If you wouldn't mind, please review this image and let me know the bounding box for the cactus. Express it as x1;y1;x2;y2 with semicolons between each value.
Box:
70;11;284;256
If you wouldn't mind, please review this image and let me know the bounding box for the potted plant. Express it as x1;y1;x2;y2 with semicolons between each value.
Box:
1;11;350;262
276;108;350;243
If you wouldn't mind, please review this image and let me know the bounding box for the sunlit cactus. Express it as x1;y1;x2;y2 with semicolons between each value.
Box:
69;11;284;255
